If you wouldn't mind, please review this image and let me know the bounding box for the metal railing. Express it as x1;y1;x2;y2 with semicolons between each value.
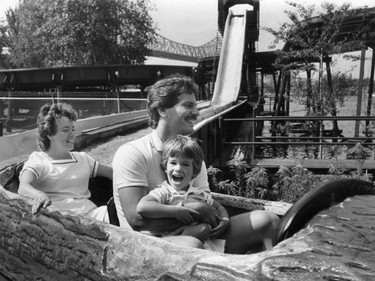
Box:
221;115;375;162
0;94;148;135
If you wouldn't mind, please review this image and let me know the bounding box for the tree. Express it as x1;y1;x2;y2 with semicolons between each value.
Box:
2;0;155;68
264;2;362;117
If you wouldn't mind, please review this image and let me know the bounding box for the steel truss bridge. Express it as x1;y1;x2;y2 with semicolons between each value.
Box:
147;33;222;62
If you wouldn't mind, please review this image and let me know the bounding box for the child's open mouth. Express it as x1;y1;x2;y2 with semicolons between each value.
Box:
172;175;184;182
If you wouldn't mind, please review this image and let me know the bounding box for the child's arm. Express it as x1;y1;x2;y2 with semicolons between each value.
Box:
137;195;198;225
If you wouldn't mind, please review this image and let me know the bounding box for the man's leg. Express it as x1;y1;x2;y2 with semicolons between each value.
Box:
181;223;211;242
163;235;204;249
221;210;280;254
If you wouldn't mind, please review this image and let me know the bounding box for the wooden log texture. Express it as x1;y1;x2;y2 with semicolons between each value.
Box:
0;186;263;280
2;183;374;280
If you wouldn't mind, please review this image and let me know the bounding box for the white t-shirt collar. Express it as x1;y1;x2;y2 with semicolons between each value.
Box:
150;130;163;152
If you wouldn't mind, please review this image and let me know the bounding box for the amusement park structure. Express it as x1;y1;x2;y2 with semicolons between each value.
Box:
2;1;375;281
1;0;375;168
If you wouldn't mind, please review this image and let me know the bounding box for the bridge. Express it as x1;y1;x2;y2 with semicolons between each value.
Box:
147;33;222;62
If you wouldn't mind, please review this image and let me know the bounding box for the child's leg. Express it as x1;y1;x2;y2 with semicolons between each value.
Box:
181;223;211;242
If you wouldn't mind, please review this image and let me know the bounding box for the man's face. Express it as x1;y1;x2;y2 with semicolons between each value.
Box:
164;93;199;136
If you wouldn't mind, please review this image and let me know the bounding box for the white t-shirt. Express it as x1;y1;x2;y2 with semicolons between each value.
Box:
112;130;210;229
20;151;99;215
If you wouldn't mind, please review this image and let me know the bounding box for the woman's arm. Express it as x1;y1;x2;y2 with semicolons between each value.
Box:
18;170;51;214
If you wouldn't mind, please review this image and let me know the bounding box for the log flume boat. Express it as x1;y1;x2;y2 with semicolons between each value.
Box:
2;5;375;281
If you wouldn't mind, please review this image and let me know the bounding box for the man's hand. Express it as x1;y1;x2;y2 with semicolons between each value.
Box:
174;202;199;224
183;201;218;228
210;215;230;239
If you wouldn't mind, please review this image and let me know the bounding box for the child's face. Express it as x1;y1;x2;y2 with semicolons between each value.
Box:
165;155;194;191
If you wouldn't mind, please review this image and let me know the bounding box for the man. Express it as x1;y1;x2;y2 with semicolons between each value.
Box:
112;74;279;253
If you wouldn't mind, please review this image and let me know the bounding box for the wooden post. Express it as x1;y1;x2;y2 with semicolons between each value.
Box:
366;48;375;128
286;72;291;116
354;38;367;138
6;91;12;125
56;86;62;103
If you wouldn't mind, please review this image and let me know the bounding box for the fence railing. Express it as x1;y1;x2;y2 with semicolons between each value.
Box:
221;115;375;167
0;95;148;136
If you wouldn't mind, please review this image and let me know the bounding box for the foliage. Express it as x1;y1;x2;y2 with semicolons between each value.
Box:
264;2;365;117
208;154;277;200
1;0;155;68
292;71;356;116
346;142;372;176
272;164;317;203
208;152;373;204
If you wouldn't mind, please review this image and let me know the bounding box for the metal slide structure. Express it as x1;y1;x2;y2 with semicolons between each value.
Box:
194;4;252;131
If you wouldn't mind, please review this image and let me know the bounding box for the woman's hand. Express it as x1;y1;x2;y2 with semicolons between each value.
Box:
32;192;51;214
210;216;230;239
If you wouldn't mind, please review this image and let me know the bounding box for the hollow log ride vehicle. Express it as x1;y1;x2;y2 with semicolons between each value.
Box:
1;161;375;280
2;2;375;280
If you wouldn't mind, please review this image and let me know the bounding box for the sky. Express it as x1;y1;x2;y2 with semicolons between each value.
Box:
1;0;375;76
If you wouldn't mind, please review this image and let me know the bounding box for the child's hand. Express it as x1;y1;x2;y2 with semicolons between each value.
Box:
174;202;199;224
32;192;51;214
210;215;230;239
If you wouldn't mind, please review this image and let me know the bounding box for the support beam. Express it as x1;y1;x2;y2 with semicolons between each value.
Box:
354;40;367;137
366;48;375;128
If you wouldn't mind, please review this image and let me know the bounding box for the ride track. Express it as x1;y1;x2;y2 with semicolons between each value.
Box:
1;3;375;281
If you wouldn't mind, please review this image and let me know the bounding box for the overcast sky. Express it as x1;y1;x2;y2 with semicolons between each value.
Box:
149;0;374;48
1;0;375;76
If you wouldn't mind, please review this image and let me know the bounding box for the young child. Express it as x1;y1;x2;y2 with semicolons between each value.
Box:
137;135;230;245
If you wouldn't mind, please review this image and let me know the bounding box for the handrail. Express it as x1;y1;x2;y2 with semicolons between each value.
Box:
224;116;375;121
221;115;375;165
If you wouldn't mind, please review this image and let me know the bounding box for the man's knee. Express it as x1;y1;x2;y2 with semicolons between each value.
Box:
250;210;280;235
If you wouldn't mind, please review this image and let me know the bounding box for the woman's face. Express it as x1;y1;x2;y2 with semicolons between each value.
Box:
163;93;199;136
49;116;76;151
165;155;194;191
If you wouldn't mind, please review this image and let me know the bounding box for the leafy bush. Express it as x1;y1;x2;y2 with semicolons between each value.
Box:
208;148;373;204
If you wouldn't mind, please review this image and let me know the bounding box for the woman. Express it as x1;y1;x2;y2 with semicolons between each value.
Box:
18;102;112;219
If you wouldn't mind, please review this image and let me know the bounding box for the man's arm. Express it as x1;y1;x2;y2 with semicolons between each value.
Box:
118;186;184;232
137;194;198;225
96;164;113;179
